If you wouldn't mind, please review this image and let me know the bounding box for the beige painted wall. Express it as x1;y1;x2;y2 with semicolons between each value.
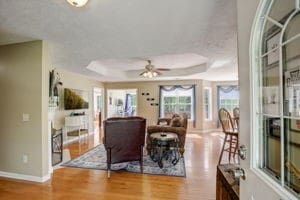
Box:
0;41;49;177
42;42;51;176
105;79;237;131
51;68;104;134
105;80;203;129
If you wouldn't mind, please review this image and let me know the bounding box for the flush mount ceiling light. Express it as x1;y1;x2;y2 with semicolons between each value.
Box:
66;0;89;7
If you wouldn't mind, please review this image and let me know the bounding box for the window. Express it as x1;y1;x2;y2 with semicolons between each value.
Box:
252;0;300;197
204;87;212;120
218;86;239;114
107;89;137;118
160;85;195;120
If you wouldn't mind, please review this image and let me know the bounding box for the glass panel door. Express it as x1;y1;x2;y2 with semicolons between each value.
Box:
282;13;300;193
254;0;300;196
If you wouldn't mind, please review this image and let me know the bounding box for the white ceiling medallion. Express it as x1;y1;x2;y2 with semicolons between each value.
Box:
66;0;89;7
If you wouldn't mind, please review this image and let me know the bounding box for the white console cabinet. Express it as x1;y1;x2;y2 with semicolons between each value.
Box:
64;115;89;142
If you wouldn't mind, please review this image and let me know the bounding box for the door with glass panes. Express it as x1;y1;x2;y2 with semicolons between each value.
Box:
238;0;300;199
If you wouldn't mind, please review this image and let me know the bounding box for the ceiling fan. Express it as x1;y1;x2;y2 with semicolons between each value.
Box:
139;60;170;78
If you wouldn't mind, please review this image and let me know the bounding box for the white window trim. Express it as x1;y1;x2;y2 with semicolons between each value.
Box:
204;87;212;121
160;88;195;120
250;0;300;199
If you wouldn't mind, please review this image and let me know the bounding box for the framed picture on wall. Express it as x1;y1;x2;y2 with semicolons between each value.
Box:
285;68;300;133
289;119;300;133
266;32;280;65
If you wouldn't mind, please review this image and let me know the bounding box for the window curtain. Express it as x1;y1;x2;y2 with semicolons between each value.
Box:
124;94;132;116
218;86;239;94
217;85;239;127
217;85;239;107
159;85;196;127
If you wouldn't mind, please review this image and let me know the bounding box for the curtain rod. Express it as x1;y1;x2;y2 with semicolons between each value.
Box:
158;84;196;86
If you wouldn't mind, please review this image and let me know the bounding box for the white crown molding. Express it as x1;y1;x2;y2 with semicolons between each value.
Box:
0;171;51;183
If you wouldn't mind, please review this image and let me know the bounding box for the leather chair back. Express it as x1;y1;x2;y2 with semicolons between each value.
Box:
104;117;146;164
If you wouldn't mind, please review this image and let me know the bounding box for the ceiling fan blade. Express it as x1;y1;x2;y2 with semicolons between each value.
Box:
139;71;147;76
153;70;162;75
156;68;171;71
131;57;149;61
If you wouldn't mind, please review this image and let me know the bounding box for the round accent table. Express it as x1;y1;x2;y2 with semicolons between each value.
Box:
149;132;180;168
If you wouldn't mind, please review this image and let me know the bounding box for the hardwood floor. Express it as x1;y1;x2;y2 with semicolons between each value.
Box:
0;131;223;200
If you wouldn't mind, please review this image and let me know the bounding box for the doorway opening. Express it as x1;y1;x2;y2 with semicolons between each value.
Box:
107;89;137;118
93;87;104;133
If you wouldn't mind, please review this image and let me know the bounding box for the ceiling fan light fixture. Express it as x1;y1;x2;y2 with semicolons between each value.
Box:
140;59;168;78
142;72;148;77
66;0;89;7
141;71;157;78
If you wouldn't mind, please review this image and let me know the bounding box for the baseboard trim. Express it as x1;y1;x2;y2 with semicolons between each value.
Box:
189;129;221;133
63;133;91;145
0;171;51;182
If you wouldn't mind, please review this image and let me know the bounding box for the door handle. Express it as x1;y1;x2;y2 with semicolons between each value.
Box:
238;145;247;160
228;167;246;180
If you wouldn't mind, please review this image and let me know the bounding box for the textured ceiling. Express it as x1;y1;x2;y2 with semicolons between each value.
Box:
0;0;238;81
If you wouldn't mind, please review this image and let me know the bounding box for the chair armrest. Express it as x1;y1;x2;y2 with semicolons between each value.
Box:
147;126;186;135
157;118;171;125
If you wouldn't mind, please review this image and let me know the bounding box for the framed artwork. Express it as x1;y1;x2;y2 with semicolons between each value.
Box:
289;119;300;133
266;32;280;65
285;68;300;133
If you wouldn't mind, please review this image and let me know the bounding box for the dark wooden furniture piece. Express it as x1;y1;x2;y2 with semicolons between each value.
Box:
218;108;239;164
52;128;63;166
216;164;240;200
149;132;180;168
103;116;146;178
99;111;101;128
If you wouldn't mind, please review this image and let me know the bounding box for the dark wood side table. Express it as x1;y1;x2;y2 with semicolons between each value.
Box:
216;164;240;200
150;132;180;168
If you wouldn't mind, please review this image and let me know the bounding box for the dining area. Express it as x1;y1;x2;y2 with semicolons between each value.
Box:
216;107;241;200
218;107;240;165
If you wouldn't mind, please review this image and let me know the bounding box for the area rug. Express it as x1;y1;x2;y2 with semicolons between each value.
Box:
62;144;186;177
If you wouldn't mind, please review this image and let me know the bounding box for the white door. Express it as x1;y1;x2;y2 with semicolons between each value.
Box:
93;87;103;129
238;0;300;199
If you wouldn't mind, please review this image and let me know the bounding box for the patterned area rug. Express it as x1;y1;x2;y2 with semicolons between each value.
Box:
62;144;186;177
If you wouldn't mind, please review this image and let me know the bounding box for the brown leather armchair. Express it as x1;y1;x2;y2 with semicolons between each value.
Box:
103;117;146;178
146;115;188;156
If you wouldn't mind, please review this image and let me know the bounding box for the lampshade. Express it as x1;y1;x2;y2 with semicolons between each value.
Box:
66;0;89;7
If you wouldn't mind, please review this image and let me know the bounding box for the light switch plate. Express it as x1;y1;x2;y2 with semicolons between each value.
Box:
22;114;30;122
22;155;28;163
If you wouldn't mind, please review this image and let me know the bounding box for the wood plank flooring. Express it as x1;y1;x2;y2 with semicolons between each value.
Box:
0;131;223;200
